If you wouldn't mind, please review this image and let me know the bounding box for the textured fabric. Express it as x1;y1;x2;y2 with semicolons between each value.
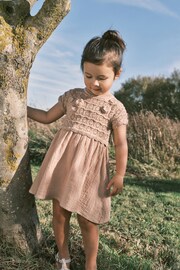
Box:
58;88;128;146
29;88;128;224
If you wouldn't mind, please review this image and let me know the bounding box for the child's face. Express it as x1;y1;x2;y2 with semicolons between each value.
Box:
83;62;121;96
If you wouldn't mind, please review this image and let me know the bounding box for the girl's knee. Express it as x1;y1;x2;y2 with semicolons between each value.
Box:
77;214;97;230
52;199;71;222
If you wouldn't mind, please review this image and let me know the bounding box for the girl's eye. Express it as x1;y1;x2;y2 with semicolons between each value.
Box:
98;77;107;81
100;77;106;80
85;74;107;80
85;75;92;79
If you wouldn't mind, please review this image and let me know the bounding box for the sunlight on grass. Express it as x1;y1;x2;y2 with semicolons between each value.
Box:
10;153;179;269
1;173;179;270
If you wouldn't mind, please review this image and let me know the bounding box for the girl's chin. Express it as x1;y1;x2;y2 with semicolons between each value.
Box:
89;89;102;95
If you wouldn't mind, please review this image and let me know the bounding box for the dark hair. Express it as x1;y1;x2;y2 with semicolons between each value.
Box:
81;30;126;75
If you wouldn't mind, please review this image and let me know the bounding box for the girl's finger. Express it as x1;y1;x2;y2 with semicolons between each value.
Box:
107;180;113;190
110;187;118;196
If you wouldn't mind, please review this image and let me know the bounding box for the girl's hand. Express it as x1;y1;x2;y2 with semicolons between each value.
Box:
107;174;124;196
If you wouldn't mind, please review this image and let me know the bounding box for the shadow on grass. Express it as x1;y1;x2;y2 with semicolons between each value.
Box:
125;177;180;193
69;247;152;270
35;229;152;270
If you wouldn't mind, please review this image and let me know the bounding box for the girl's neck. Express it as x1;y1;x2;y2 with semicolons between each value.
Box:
85;88;112;98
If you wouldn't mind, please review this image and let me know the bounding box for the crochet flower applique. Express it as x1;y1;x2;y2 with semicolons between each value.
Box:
100;100;113;114
72;98;85;111
75;99;85;107
100;106;109;114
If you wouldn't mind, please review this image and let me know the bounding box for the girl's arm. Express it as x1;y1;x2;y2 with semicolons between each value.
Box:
107;125;128;196
27;102;64;124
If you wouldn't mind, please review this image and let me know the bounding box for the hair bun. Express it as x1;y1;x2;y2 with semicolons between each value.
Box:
102;30;119;41
102;30;126;51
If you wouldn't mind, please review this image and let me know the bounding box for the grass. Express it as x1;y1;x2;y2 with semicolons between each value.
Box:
1;166;179;270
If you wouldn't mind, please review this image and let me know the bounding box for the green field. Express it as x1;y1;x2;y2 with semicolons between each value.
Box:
1;164;179;270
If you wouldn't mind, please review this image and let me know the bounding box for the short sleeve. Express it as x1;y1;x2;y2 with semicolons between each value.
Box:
58;91;70;114
111;101;128;129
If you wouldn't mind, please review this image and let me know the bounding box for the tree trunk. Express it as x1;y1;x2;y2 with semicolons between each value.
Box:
0;0;71;253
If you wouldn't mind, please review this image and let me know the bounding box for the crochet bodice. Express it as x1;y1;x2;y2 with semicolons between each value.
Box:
58;88;128;146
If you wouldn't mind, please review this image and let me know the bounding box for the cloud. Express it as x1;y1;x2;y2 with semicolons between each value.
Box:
28;35;84;108
99;0;179;18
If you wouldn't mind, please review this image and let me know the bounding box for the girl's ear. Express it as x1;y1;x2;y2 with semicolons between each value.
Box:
114;68;122;80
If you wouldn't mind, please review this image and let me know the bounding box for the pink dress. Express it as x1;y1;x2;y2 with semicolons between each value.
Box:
29;88;128;224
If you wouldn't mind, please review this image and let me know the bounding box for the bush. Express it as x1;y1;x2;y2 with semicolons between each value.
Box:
127;111;180;178
28;113;180;179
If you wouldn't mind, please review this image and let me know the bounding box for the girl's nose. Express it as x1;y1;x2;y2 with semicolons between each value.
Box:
92;79;99;86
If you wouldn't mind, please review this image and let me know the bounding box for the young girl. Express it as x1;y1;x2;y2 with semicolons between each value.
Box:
28;30;128;270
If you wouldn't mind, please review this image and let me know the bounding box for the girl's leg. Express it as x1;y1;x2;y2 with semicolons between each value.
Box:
77;214;99;270
52;199;71;267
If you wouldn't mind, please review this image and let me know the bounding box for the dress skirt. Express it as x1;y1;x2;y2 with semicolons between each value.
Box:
29;129;111;224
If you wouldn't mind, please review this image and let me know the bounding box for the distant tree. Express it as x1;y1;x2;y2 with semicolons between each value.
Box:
114;76;154;113
169;69;180;119
143;74;180;119
114;70;180;120
0;0;71;252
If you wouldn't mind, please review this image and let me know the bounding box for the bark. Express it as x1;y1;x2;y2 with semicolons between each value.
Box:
0;0;71;252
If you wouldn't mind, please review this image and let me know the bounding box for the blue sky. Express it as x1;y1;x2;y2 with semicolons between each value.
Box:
28;0;180;109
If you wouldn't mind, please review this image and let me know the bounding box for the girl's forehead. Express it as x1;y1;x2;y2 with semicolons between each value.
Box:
83;62;114;75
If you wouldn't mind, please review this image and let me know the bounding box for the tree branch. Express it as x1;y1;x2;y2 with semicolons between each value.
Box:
26;0;71;48
27;0;37;8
